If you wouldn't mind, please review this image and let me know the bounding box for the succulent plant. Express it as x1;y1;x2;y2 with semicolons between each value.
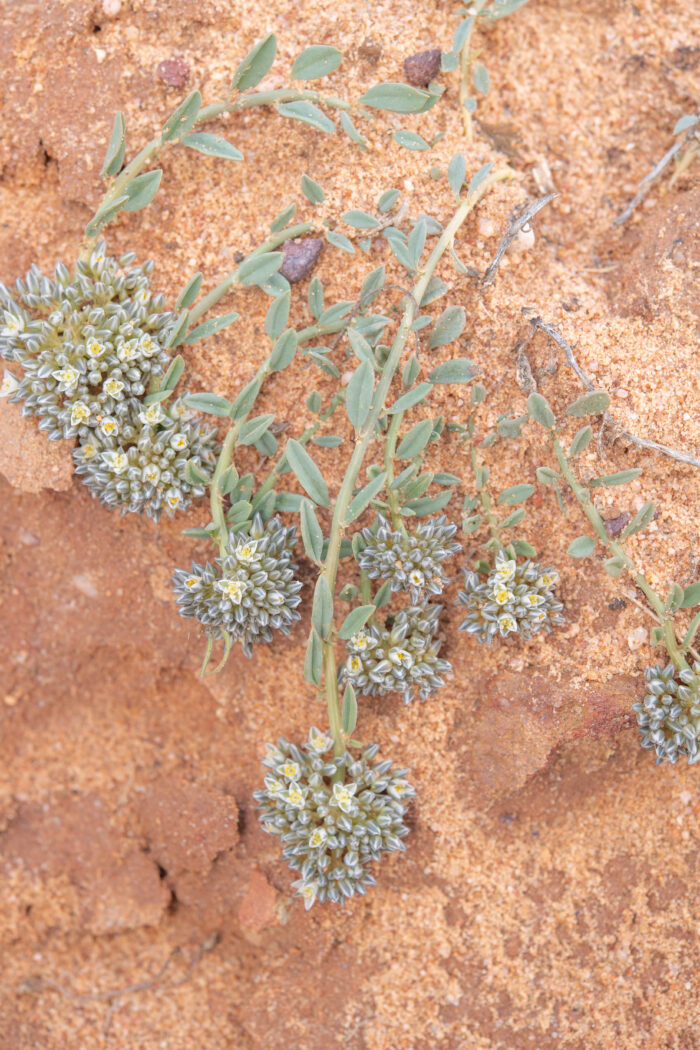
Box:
633;661;700;765
255;729;415;908
457;548;564;643
341;603;451;703
356;513;461;603
73;396;217;519
172;513;302;655
0;242;173;442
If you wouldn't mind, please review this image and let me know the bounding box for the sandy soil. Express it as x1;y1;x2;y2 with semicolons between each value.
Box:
1;0;699;1047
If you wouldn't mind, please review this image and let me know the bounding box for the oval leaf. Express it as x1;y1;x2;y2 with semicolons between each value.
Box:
567;535;596;558
565;391;611;417
428;306;466;349
312;575;333;638
237;252;283;286
346;359;375;431
341;683;358;735
183;393;233;417
360;83;432;113
231;33;277;91
346;472;387;523
278;101;335;134
387;382;433;415
497;483;535;505
589;469;642;487
527;392;555;428
182;133;244;161
681;582;700;609
300;499;324;562
394;130;431;151
101;111;126;177
428;358;474;384
184;311;240;345
396;418;434;459
301;173;325;204
285;439;330;507
268;328;297;372
291;45;342;80
569;425;593;457
339;606;375;639
448;152;466;199
162;90;202;141
622;500;655;538
123;169;162;212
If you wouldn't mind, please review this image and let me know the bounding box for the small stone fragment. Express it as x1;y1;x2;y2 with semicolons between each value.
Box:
157;57;190;88
628;626;648;651
604;512;631;537
279;238;323;283
403;49;441;88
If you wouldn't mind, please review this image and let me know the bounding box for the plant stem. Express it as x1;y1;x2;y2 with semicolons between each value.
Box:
470;444;503;548
319;167;513;753
552;436;690;673
209;424;240;556
458;21;477;143
383;412;405;530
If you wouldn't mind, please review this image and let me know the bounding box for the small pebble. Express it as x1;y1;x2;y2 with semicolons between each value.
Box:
403;49;441;87
628;626;648;651
604;511;631;537
279;238;323;283
157;57;191;88
102;0;121;13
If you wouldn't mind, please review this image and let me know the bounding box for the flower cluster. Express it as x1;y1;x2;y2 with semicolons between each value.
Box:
357;513;461;603
633;661;700;765
73;396;217;519
172;514;302;656
0;242;173;442
255;729;415;908
341;604;451;703
457;548;564;643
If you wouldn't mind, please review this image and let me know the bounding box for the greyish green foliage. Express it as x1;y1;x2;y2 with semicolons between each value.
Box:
255;731;415;908
357;513;461;603
458;549;564;643
341;605;451;703
172;514;302;655
634;662;700;765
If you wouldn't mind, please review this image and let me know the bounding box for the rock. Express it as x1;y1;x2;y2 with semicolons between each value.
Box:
604;511;631;537
0;397;73;493
279;238;323;283
403;49;441;87
238;869;278;933
0;795;169;934
135;775;238;876
157;57;191;88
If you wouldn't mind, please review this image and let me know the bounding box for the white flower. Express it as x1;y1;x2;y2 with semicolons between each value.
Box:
264;776;285;797
493;585;514;606
286;782;306;809
308;728;332;753
77;442;98;460
350;631;370;651
118;339;139;362
280;761;301;780
104;450;129;475
521;592;544;608
182;575;199;590
332;782;357;814
140;334;157;357
0;370;19;397
103;378;125;398
86;338;105;359
165;488;182;508
2;311;24;336
215;577;248;603
52;365;80;390
498;613;517;635
298;880;318;910
99;417;119;436
408;569;425;588
139;402;164;426
70;401;91;426
142;464;161;485
494;557;517;582
389;647;413;669
347;655;363;675
169;432;188;452
234;541;261;565
308;827;327;848
537;572;558;589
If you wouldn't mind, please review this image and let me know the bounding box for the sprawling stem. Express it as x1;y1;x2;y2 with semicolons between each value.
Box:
383;412;405;530
552;436;689;673
319;167;513;753
210;424;240;555
469;445;503;549
458;21;477;142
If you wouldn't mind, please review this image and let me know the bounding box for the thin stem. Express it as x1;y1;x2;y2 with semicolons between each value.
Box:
383;412;405;530
459;22;477;143
319;167;513;753
552;436;690;673
209;425;240;555
470;444;503;549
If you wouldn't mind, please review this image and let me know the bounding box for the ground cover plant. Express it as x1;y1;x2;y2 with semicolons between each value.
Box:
2;5;700;927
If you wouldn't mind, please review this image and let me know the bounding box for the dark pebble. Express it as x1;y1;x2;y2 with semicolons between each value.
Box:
157;57;190;88
279;238;323;283
604;512;631;537
403;49;441;88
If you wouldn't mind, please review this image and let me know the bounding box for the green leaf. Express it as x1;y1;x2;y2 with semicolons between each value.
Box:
387;382;432;414
681;582;700;609
176;272;203;310
300;500;324;562
589;469;642;487
182;133;244;161
231;33;277;91
342;210;379;230
123;169;162;212
453;16;474;52
265;291;291;340
481;0;532;20
341;684;358;735
434;472;460;485
347;329;373;365
237;252;283;285
285;439;330;506
499;507;526;529
622;500;655;538
463;514;482;534
675;114;699;135
274;492;305;512
185;460;210;485
567;535;596;557
314;435;343;448
160;354;185;392
304;626;323;685
441;52;459;72
231;376;263;420
339;110;367;146
183;393;233;417
471;383;487;405
512;539;536;558
165;310;190;349
101;111;126;177
603;555;627;578
312;575;333;638
472;62;490;94
346;359;375;431
428;306;466;348
397;418;434;459
301;173;325;204
184;311;239;345
403;489;454;516
448;152;466;199
347;472;387;522
360;83;432;113
87;194;130;232
667;582;685;613
527;392;556;428
375;579;393;608
377;188;399;212
238;413;274;446
308;277;323;319
569;425;593;457
428;358;474;384
268;328;297;372
536;466;560;484
182;527;213;539
468;161;494;196
565;391;611;417
270;202;297;232
339;605;375;639
393;130;431;151
402;354;421;388
420;276;448;307
162;90;201;141
278;101;335;134
498;483;535;505
291;45;342;80
326;230;355;253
